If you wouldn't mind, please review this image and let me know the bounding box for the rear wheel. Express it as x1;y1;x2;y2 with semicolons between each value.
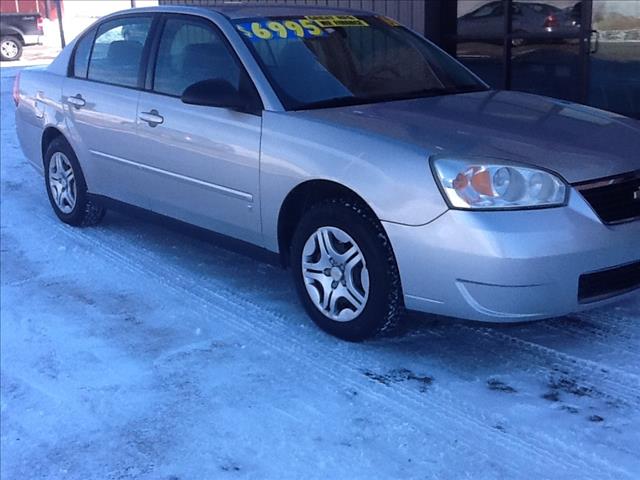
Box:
0;36;22;61
44;137;105;227
290;198;404;341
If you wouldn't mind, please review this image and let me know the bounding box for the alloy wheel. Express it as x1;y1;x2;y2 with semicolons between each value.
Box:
48;152;77;214
301;226;370;322
1;40;19;60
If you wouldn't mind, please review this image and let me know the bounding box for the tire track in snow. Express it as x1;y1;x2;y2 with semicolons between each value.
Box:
462;325;640;403
89;216;640;404
38;217;531;478
94;212;640;406
571;310;640;342
576;305;640;327
36;212;635;480
538;319;640;367
389;322;640;407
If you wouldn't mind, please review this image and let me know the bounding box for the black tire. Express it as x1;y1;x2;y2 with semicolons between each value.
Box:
0;36;22;61
290;198;404;341
44;136;105;227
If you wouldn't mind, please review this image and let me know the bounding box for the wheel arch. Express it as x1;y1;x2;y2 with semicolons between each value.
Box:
277;179;379;268
1;27;24;44
41;126;68;167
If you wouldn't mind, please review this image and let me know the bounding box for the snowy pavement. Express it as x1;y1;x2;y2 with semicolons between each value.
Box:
1;66;639;480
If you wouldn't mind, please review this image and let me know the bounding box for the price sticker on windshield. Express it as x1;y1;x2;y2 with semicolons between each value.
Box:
304;15;369;28
235;19;327;41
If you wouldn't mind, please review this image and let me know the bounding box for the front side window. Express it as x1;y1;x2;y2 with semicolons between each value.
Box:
153;17;241;97
88;16;152;88
234;15;487;110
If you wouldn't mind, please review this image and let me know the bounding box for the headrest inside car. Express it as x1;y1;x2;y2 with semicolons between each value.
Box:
107;40;143;66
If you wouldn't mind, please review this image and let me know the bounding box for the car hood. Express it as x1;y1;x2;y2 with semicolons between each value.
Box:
294;90;640;184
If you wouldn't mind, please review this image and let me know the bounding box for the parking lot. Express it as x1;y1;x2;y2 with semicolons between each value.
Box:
1;66;639;479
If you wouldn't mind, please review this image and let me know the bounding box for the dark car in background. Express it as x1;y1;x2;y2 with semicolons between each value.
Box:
543;2;583;36
0;12;44;61
458;1;580;44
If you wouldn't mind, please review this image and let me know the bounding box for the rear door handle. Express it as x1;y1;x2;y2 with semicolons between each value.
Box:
67;94;86;108
139;109;164;127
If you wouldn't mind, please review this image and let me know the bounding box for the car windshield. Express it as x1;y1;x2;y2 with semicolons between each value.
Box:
234;14;488;110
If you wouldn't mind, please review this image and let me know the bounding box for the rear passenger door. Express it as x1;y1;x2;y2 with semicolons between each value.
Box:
133;14;263;244
62;14;155;200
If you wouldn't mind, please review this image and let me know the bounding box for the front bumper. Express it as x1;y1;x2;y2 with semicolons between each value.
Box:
384;191;640;322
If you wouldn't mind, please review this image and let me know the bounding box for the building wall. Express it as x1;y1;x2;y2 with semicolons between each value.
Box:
0;0;50;16
158;0;428;35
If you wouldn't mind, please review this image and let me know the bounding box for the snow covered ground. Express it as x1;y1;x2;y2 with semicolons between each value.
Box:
1;65;639;480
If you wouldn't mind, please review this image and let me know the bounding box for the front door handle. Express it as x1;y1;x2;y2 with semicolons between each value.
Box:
67;94;86;108
139;109;164;127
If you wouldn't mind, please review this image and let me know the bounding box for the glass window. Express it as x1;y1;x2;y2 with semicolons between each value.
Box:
458;1;505;38
236;16;486;110
72;29;94;78
509;0;584;103
455;0;589;97
511;42;582;102
456;41;504;88
455;0;505;88
472;4;499;18
512;1;576;38
88;16;152;88
589;0;640;118
153;17;241;97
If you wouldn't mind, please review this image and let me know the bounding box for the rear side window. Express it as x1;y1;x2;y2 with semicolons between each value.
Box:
153;17;241;97
72;29;94;78
88;16;152;88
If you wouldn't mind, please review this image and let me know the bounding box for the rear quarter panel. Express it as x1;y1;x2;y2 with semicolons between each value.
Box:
15;68;66;175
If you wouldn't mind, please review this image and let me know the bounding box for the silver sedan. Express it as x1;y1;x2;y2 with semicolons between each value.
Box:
15;5;640;340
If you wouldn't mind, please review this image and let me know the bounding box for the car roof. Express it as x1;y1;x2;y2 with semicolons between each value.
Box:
204;4;371;20
130;4;371;20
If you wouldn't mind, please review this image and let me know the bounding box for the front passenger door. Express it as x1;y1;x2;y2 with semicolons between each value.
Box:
133;15;263;244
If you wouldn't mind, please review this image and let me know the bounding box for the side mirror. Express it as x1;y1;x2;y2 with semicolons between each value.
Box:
181;79;247;111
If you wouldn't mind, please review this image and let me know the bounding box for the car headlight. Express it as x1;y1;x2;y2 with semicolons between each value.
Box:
430;157;568;210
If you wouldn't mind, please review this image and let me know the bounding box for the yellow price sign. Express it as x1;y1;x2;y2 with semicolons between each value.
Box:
236;19;326;41
305;15;369;28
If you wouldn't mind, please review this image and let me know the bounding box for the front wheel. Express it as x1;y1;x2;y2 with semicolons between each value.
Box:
44;137;105;227
290;198;404;341
0;36;22;61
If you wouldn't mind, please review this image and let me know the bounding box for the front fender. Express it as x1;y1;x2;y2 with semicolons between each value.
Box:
260;111;448;252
